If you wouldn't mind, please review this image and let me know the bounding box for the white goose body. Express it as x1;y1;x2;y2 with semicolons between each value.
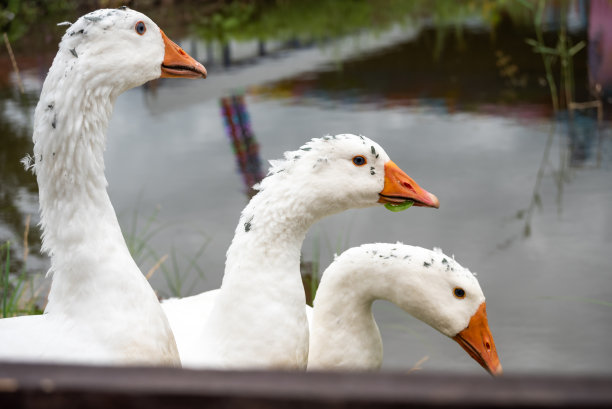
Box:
163;134;440;369
0;8;206;365
308;243;502;375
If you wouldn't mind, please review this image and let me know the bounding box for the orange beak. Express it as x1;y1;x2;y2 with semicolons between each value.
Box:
377;161;440;208
452;302;503;377
160;30;207;79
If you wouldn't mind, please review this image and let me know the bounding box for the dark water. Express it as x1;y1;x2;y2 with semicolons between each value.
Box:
1;2;611;374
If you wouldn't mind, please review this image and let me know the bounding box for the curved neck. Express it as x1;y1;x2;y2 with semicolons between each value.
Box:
32;59;134;316
308;257;429;369
225;183;318;284
201;181;322;367
308;263;388;370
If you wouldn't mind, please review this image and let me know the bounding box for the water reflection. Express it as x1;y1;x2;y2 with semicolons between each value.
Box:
0;1;610;374
220;95;264;198
567;111;604;167
250;20;587;118
0;82;42;279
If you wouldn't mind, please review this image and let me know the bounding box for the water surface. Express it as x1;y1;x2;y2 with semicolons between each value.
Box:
1;2;611;375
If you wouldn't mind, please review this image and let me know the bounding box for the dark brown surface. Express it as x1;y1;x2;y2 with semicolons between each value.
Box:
1;362;611;408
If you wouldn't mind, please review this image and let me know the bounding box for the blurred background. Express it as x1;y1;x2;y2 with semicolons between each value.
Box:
0;0;611;375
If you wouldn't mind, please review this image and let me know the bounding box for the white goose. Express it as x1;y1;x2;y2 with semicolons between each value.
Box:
162;134;440;369
307;243;502;375
0;8;206;365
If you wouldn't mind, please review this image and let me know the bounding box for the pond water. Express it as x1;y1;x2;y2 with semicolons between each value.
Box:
1;2;611;375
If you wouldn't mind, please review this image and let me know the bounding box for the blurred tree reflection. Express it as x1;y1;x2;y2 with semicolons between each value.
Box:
0;84;43;285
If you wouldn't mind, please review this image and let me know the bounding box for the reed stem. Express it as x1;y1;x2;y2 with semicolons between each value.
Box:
3;32;24;94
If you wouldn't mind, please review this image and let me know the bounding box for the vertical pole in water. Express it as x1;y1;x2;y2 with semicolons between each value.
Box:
258;39;266;57
222;42;231;68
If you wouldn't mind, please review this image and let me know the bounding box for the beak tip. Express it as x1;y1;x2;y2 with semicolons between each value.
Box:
430;194;440;209
491;364;503;377
198;63;207;78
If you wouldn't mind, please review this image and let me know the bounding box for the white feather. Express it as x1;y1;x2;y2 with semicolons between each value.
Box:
0;8;186;366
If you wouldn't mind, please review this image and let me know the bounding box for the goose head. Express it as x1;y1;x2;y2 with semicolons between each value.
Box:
57;7;206;93
256;134;439;217
341;244;502;375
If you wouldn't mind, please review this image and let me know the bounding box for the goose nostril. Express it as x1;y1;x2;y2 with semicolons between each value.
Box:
402;182;414;191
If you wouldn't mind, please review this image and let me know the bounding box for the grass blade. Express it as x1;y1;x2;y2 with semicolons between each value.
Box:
3;242;10;318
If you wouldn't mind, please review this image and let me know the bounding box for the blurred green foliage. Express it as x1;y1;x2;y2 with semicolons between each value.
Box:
1;0;76;41
0;0;544;50
194;0;420;43
192;0;536;44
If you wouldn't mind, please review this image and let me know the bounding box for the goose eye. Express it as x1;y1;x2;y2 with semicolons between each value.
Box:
135;21;146;35
352;155;367;166
453;287;466;299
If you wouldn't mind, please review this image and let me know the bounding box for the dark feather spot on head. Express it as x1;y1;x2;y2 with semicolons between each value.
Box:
51;114;57;129
47;103;54;111
370;171;375;175
442;258;448;264
85;16;102;22
371;146;376;155
70;48;78;58
423;262;431;268
300;147;311;151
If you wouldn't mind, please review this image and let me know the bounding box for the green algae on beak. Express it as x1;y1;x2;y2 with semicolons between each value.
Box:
384;200;414;212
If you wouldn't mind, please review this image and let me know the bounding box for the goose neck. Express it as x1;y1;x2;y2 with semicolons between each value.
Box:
32;63;134;313
225;185;319;278
309;258;422;369
34;65;119;246
309;269;382;369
